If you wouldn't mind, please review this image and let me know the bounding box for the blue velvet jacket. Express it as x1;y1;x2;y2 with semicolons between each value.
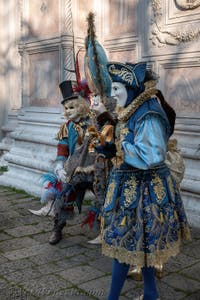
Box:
121;97;171;170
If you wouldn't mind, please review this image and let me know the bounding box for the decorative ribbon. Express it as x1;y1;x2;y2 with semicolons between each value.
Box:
87;125;114;152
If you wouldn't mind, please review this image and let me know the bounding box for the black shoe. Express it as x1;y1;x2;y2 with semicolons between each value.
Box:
49;230;62;245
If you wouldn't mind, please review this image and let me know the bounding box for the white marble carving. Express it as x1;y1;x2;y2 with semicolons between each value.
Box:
151;0;200;46
175;0;200;10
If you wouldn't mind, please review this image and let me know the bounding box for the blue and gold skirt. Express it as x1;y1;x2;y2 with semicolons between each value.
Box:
101;164;191;267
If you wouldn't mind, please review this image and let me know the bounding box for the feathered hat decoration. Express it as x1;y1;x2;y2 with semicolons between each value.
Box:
61;6;91;104
84;12;111;98
72;49;91;103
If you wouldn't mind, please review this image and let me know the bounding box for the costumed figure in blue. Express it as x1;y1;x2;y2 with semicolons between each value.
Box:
95;61;191;300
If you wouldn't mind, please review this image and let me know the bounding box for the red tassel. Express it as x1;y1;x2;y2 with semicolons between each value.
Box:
46;182;53;189
81;211;96;229
57;144;69;158
55;181;62;192
73;49;91;102
75;49;82;85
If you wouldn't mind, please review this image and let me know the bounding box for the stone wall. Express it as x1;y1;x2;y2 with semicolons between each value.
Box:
0;0;199;226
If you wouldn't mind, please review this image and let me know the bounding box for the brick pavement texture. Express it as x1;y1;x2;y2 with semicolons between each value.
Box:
0;186;199;300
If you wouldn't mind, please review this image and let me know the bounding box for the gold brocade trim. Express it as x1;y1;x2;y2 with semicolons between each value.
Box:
181;225;191;240
104;179;116;207
123;176;137;208
120;216;127;226
101;217;105;232
57;123;68;140
151;174;166;204
167;175;175;199
74;124;84;145
102;240;180;267
108;64;135;86
102;226;191;267
112;122;128;167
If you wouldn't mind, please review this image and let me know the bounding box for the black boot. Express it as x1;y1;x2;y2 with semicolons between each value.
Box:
49;218;65;245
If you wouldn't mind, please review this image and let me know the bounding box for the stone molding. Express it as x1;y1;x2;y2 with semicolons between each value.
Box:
0;107;64;195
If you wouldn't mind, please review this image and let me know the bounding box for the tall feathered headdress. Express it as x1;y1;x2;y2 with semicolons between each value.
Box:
84;12;111;97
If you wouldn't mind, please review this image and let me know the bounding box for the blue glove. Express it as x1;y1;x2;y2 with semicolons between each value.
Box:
95;141;116;159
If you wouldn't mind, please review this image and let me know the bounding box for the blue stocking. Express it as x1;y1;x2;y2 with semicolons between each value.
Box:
142;266;159;300
107;259;130;300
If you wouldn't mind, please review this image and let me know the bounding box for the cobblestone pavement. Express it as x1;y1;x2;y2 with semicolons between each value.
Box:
0;186;199;300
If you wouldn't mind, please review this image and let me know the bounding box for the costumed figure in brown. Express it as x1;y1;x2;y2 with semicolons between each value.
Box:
80;12;118;243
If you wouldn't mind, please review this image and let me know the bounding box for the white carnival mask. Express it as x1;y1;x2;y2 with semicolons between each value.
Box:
92;93;101;106
64;100;80;121
111;82;127;108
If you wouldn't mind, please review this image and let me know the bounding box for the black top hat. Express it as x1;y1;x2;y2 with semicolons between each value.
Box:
59;80;79;104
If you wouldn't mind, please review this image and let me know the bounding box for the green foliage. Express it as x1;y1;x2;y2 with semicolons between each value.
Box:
83;198;92;206
9;187;30;195
0;166;8;172
0;185;32;197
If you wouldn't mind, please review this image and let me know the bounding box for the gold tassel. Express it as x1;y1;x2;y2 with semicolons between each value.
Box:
160;212;164;223
101;217;104;229
120;216;126;226
174;210;178;220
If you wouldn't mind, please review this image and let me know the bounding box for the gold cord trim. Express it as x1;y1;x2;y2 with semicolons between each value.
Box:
117;86;158;123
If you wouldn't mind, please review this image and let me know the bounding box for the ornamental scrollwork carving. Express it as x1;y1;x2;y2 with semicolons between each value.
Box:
175;0;200;10
151;0;200;47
